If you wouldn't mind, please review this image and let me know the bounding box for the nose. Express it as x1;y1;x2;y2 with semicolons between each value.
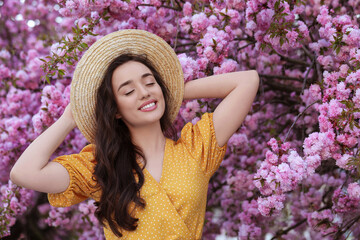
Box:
138;84;150;99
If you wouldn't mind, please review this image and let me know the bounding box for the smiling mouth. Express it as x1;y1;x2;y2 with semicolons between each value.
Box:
139;101;157;111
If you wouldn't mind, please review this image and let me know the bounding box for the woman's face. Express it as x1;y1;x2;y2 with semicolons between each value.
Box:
111;61;165;128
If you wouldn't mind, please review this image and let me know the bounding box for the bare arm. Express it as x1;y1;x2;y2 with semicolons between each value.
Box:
184;70;259;147
10;105;76;193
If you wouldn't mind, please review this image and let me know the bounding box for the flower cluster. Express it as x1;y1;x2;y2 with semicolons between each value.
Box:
2;0;360;239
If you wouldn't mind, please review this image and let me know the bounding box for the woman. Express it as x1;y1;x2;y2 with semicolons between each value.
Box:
10;30;259;239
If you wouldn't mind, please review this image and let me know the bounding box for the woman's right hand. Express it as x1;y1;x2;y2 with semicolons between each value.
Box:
61;104;77;130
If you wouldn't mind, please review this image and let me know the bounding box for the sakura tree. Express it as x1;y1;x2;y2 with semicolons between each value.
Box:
1;0;359;239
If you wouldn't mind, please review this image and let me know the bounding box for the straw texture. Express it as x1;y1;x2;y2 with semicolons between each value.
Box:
70;30;184;143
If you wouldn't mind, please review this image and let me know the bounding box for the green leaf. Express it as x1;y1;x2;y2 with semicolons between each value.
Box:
212;38;217;47
280;37;284;46
81;42;88;48
274;0;280;10
58;69;65;76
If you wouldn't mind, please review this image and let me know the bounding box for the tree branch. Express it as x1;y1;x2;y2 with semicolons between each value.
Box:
259;74;303;82
238;42;256;51
138;3;181;11
271;219;307;240
175;42;197;48
301;58;316;94
272;48;311;66
334;215;360;240
271;204;332;240
263;80;302;93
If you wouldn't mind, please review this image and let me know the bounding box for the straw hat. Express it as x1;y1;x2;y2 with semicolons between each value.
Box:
70;29;184;143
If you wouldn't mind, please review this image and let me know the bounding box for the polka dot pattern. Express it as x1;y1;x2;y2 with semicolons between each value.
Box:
48;113;227;239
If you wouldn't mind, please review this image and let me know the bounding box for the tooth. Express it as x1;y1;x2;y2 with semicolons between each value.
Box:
141;102;155;110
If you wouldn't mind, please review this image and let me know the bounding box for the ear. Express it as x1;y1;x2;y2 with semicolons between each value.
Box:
115;112;122;119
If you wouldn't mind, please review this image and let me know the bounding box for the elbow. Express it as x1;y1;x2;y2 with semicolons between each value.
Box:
251;70;260;84
9;165;24;187
10;166;19;185
10;167;18;185
249;70;260;92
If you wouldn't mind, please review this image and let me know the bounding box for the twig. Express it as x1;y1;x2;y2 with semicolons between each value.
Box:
238;42;255;51
272;48;311;66
263;80;302;93
271;219;307;240
301;45;315;59
271;204;332;240
334;215;360;240
234;37;254;41
138;3;181;11
301;58;316;95
175;42;197;47
315;60;323;83
284;100;320;142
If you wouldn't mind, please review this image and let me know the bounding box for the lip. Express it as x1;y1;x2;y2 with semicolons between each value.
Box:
138;99;157;110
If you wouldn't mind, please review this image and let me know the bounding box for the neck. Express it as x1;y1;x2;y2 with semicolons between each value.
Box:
127;121;166;157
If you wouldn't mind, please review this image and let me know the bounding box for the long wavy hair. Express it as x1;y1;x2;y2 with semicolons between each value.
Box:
93;53;174;237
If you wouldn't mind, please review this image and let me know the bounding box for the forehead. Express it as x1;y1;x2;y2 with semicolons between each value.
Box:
112;61;152;82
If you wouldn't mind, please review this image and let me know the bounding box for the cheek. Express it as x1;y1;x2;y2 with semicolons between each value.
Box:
114;97;129;114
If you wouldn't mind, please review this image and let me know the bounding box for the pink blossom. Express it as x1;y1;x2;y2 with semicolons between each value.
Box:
335;82;351;100
328;99;343;118
307;209;338;235
346;70;360;84
305;154;321;175
257;9;275;30
257;194;285;216
285;30;298;46
353;89;360;108
281;142;291;152
180;100;200;121
191;13;209;34
267;138;279;152
308;84;322;101
246;20;257;31
332;188;359;213
183;2;192;16
0;49;11;60
335;154;354;170
213;59;239;75
336;134;357;148
316;6;331;26
265;150;278;165
347;182;360;199
303;130;336;159
228;133;248;149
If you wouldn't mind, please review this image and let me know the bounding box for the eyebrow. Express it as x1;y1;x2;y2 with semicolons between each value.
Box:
117;73;154;92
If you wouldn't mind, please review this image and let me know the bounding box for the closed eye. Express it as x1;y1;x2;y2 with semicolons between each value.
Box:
125;90;134;96
146;82;155;86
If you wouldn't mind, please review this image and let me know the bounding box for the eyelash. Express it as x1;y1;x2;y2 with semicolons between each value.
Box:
124;82;155;95
125;90;134;96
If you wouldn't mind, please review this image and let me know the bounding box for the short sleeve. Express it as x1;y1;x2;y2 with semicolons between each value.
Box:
179;112;227;177
47;144;98;207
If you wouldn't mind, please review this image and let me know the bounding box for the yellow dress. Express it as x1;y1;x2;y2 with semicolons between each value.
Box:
48;113;227;239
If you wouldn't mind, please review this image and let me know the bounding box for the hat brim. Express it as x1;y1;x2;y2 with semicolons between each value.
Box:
70;30;184;143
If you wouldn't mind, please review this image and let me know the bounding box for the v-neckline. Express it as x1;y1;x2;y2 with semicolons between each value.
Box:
143;138;168;185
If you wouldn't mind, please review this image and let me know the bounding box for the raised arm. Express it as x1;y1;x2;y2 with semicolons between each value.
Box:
10;105;75;193
184;70;259;147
